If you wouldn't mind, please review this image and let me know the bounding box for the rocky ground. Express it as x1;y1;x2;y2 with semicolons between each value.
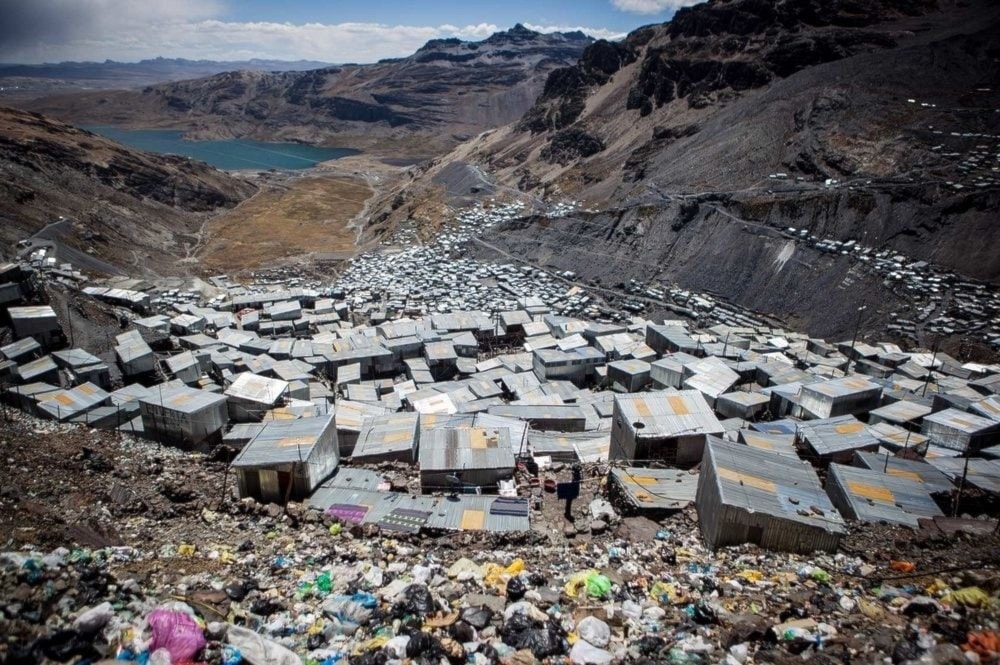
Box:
3;409;1000;664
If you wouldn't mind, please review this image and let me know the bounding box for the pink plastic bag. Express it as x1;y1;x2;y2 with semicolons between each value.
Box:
148;609;207;663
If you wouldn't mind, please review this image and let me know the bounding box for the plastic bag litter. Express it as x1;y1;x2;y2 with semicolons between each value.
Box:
585;574;612;599
461;606;494;629
222;645;242;665
396;584;438;616
962;631;1000;659
889;560;916;573
565;570;611;599
500;612;566;659
321;595;374;629
945;587;991;608
576;617;610;648
148;608;206;663
447;558;484;580
507;577;527;601
483;559;525;593
74;601;114;634
227;625;302;665
649;581;680;604
569;639;613;664
735;570;763;583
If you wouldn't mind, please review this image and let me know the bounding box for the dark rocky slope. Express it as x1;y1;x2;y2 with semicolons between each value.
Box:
443;0;1000;340
0;106;255;276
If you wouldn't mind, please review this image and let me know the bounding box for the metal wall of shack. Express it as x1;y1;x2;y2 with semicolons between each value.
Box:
232;415;339;503
138;386;229;449
419;427;515;493
921;408;1000;453
611;392;722;465
799;377;883;419
352;412;420;463
696;439;845;554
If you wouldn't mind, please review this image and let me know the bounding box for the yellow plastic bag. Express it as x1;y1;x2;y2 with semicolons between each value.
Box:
945;587;992;608
483;559;525;593
564;570;599;598
737;570;763;583
177;544;196;557
925;579;950;597
649;581;680;604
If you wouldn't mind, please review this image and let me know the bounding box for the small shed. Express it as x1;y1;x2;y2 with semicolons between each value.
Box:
232;414;339;503
139;384;229;449
696;438;846;553
610;391;724;466
352;412;420;463
419;427;515;494
9;306;63;348
607;359;652;393
921;408;1000;454
825;463;944;528
799;376;882;420
716;391;771;420
36;382;110;422
225;372;289;422
609;467;698;514
798;416;880;465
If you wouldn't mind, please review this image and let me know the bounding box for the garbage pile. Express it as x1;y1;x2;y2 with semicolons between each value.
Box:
4;513;1000;665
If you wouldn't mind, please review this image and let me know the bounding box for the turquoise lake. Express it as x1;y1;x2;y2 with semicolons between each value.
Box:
84;126;359;170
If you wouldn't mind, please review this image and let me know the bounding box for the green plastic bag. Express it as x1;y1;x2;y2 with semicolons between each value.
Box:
585;573;612;598
316;571;332;595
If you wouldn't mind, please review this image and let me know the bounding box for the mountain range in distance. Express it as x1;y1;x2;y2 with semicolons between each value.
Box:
0;57;337;100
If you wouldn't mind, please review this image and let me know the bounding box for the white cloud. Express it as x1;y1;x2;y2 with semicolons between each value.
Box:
0;1;622;64
609;0;703;15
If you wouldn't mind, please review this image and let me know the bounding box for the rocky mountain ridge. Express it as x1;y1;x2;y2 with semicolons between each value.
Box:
397;0;1000;341
21;26;593;158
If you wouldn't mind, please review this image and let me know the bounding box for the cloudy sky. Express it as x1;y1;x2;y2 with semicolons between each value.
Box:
0;0;702;64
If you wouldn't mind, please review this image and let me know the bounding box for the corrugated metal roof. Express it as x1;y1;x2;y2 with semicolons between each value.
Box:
615;390;724;438
801;376;881;399
18;355;58;379
419;427;515;471
827;463;943;528
868;422;929;450
353;412;419;458
37;382;109;419
870;400;934;424
232;414;335;467
9;305;57;320
972;396;1000;422
799;416;879;456
307;487;528;532
925;457;1000;494
706;438;847;533
139;384;227;414
852;450;954;493
528;431;610;462
737;429;798;457
226;372;289;404
924;408;1000;434
611;467;698;510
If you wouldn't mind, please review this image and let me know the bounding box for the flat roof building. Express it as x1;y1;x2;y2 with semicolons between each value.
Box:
139;384;229;449
611;391;724;466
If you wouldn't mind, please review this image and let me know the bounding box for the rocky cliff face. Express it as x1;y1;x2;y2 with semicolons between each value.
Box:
23;26;593;158
409;0;1000;340
0;106;255;275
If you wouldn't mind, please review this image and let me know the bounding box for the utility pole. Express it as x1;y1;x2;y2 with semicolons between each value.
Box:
921;338;940;398
846;304;867;376
952;454;972;518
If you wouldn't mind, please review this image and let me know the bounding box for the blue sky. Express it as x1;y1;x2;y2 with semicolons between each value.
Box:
0;0;701;64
